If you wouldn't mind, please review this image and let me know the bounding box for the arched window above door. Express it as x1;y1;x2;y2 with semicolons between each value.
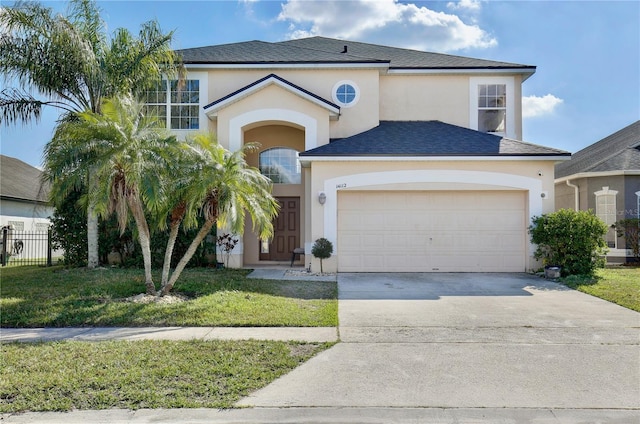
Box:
259;147;301;184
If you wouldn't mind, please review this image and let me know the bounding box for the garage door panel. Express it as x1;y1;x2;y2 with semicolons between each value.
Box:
501;233;524;250
338;191;526;272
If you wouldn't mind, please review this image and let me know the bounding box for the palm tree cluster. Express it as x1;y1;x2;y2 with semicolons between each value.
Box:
45;97;278;295
1;0;180;269
2;1;279;295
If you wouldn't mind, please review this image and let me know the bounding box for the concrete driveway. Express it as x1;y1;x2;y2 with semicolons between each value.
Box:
239;273;639;416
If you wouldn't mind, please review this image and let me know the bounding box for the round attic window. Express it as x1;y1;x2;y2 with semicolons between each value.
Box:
332;80;359;108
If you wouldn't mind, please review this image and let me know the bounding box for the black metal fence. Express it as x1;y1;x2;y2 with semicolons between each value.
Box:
1;227;53;267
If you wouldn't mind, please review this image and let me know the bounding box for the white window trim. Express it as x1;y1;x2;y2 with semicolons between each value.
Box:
332;80;360;108
636;191;640;219
595;186;619;249
150;72;207;134
469;77;515;139
173;71;207;134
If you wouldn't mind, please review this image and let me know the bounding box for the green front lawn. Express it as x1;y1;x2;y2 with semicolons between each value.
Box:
0;266;337;327
0;339;333;412
561;267;640;312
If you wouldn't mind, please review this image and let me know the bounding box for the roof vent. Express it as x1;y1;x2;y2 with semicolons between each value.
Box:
341;45;347;53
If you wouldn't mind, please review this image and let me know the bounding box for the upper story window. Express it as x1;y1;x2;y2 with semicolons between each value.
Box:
332;80;359;108
259;148;301;184
143;79;201;130
470;77;515;138
595;187;618;248
478;84;506;133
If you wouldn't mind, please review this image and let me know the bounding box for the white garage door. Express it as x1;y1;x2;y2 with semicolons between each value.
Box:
337;191;526;272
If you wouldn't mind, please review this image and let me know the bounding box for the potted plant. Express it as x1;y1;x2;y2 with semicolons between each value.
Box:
311;237;333;274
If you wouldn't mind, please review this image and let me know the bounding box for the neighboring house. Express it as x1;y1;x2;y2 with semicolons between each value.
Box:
555;121;640;263
150;36;569;272
0;154;53;232
0;154;55;264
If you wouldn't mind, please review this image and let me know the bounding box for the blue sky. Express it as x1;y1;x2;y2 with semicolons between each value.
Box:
1;0;639;168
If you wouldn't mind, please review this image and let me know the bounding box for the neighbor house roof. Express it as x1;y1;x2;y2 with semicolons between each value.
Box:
299;121;570;158
555;120;640;178
179;36;535;76
0;155;49;203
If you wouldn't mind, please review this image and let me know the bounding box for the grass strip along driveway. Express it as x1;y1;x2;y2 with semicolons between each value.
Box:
1;339;333;412
561;267;640;312
1;267;337;327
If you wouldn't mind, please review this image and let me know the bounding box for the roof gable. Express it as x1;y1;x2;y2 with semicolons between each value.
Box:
555;120;640;178
204;73;340;118
300;121;569;158
0;155;49;203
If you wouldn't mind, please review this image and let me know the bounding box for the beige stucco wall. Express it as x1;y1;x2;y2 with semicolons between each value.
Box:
379;75;469;126
201;69;525;143
305;159;556;272
194;67;534;269
213;84;331;151
205;69;380;142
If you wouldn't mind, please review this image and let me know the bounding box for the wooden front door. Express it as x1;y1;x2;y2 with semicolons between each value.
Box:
260;197;300;261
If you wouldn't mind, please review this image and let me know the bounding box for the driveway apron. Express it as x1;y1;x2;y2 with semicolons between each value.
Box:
238;273;640;410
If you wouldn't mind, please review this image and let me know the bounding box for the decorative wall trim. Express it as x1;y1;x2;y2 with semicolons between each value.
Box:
229;108;318;152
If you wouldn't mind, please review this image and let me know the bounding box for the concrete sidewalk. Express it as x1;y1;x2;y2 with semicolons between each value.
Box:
3;406;638;423
0;326;338;343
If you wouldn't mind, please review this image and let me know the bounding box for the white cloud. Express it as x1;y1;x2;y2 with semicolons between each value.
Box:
277;0;496;52
522;94;564;118
238;0;257;18
447;0;482;12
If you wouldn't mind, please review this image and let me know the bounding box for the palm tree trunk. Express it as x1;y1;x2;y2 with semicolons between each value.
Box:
160;217;182;288
160;204;186;289
87;207;99;268
160;219;215;296
126;196;156;295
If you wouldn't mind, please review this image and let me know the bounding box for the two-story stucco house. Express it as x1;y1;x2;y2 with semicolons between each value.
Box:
153;36;568;273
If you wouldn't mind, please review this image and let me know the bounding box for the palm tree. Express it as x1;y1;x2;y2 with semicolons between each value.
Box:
158;134;279;296
0;0;180;268
44;95;178;294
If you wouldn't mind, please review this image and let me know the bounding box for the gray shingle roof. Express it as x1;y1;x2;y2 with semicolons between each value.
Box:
179;36;535;72
300;121;569;157
555;120;640;178
280;37;534;70
0;155;49;203
179;40;386;65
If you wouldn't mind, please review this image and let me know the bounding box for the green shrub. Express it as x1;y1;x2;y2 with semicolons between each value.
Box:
50;189;87;267
51;189;215;269
529;209;608;276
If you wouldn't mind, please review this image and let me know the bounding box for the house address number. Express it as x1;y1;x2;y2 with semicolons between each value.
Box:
336;183;347;189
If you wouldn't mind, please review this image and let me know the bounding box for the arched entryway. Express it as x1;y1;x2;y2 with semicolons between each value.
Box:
242;123;306;265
